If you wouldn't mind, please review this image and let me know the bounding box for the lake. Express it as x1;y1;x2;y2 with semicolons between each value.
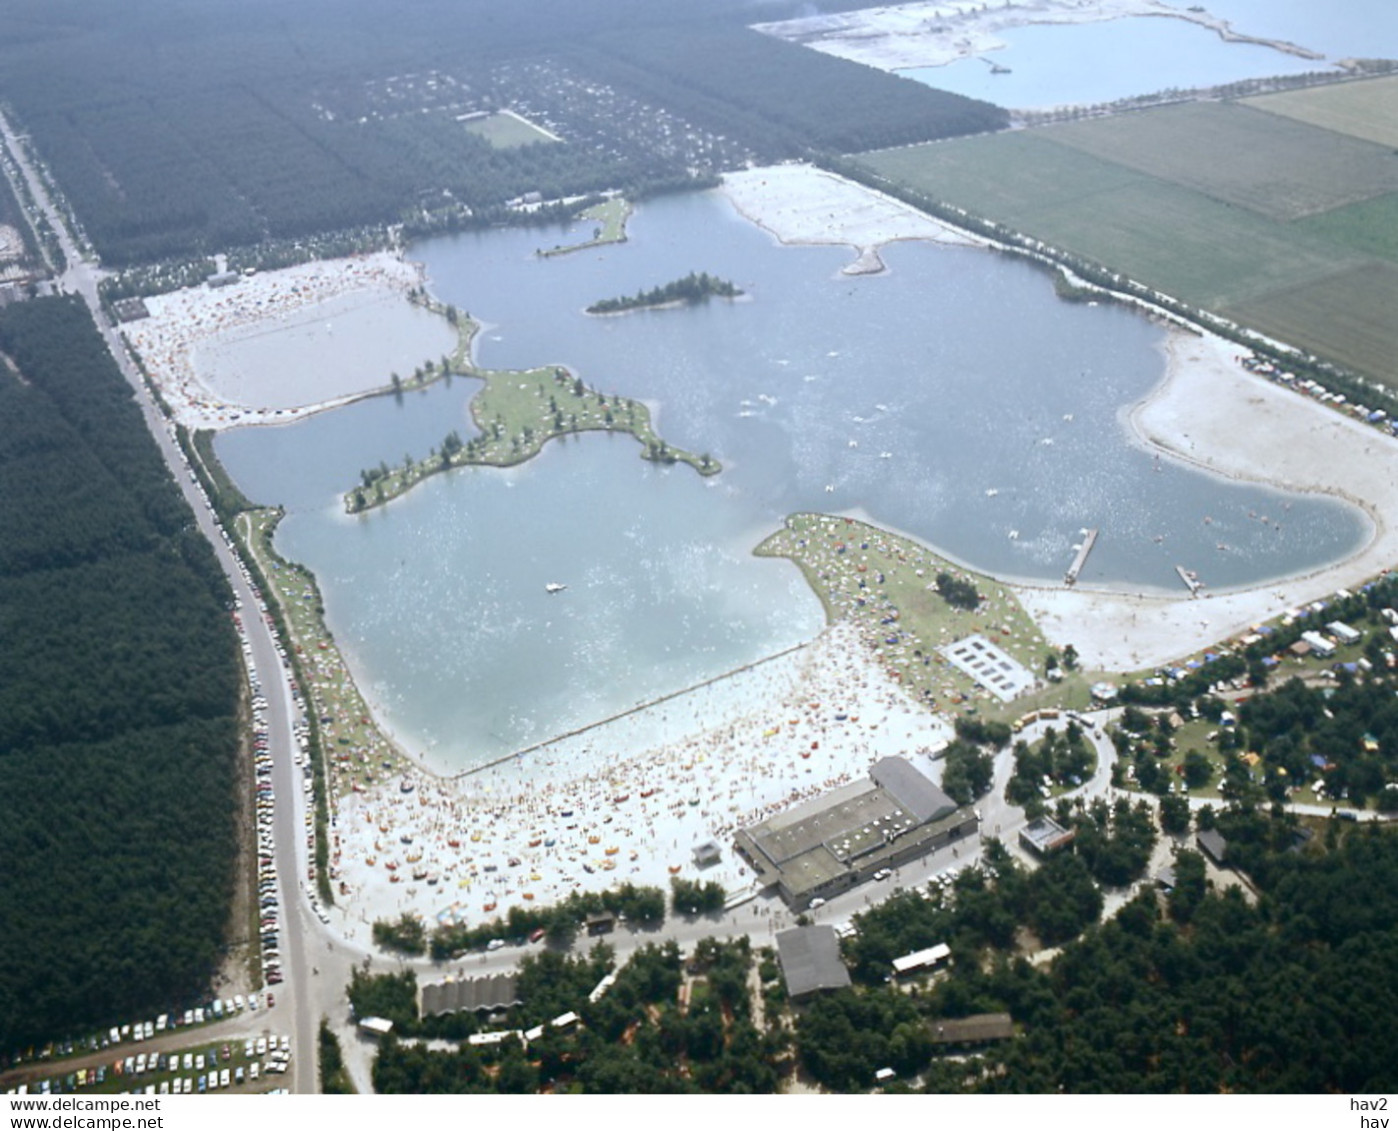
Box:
217;189;1366;770
901;1;1394;110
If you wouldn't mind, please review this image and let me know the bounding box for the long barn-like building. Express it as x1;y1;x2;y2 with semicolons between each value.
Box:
733;756;977;909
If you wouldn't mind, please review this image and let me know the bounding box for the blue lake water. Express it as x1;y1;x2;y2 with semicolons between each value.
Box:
217;190;1367;769
903;13;1334;109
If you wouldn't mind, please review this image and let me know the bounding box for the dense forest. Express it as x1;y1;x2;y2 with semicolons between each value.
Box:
0;297;242;1053
356;814;1398;1093
0;0;1005;265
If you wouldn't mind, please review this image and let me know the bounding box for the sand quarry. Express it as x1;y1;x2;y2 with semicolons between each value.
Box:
123;163;1398;932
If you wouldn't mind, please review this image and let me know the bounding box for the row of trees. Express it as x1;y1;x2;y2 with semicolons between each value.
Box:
0;296;242;1054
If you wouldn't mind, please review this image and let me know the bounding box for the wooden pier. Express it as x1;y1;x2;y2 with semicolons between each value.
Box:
1176;565;1204;597
1064;528;1099;586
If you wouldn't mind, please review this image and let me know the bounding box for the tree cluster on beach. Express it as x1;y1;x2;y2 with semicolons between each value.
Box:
0;297;242;1054
934;571;981;611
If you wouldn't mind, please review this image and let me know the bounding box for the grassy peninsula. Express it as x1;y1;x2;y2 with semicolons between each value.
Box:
537;196;631;258
755;513;1076;722
345;296;719;514
586;270;742;314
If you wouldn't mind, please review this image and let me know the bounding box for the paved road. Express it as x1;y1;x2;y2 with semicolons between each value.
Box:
0;109;332;1093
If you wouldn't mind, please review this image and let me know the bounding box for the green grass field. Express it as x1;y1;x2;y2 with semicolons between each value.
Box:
1042;102;1398;221
861;76;1398;386
1296;191;1398;265
864;135;1367;310
462;110;558;149
1223;263;1398;391
1246;74;1398;149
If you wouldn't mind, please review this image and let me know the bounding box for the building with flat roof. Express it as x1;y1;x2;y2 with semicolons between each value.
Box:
939;634;1037;701
891;943;950;977
734;756;977;908
1019;815;1075;857
775;925;851;1001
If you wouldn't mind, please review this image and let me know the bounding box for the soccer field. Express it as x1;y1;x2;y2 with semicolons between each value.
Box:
462;110;559;149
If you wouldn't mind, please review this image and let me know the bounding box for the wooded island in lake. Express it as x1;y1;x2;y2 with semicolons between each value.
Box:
587;271;742;314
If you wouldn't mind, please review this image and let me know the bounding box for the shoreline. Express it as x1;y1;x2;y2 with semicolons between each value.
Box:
123;251;429;431
160;165;1398;936
1013;325;1397;672
332;620;955;936
756;0;1325;77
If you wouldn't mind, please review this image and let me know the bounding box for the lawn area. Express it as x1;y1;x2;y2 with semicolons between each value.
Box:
537;196;632;257
1245;74;1398;150
461;109;558;149
237;507;408;797
754;513;1095;723
343;291;718;514
1042;102;1398;222
1223;262;1398;390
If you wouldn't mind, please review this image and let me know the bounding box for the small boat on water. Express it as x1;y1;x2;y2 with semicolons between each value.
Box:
545;582;567;594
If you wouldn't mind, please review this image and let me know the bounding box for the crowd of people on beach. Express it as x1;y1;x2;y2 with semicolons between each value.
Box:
123;253;419;429
334;621;953;931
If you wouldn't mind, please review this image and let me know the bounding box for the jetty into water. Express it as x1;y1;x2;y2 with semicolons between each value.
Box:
1064;528;1099;586
1176;565;1204;597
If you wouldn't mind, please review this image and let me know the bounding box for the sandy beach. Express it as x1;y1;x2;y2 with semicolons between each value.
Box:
721;164;982;274
1016;327;1398;671
150;164;1395;938
123;251;428;430
331;621;954;934
722;164;1398;673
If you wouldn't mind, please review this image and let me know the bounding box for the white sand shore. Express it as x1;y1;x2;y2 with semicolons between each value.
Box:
721;164;982;274
718;165;1398;673
331;622;954;933
753;0;1320;77
1016;328;1398;671
123;251;426;430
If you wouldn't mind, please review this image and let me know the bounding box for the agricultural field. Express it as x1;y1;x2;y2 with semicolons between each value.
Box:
1245;74;1398;149
461;110;558;149
1042;102;1398;222
1296;191;1398;265
1223;264;1398;390
859;75;1398;387
863;135;1368;310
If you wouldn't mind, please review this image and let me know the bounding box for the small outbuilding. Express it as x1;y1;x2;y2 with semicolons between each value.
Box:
1197;828;1229;866
1019;815;1075;857
929;1012;1015;1047
692;840;722;868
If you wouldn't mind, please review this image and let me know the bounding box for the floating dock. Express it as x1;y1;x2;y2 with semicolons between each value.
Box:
1064;528;1099;586
1176;565;1204;597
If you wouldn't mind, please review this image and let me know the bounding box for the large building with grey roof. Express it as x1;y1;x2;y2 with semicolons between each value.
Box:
775;925;851;1001
733;755;977;908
